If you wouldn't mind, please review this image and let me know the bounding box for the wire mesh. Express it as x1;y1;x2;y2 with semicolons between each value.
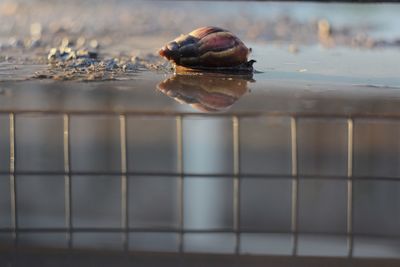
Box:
1;110;400;258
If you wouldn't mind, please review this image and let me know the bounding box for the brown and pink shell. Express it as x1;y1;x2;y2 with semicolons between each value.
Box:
159;26;254;72
157;73;251;112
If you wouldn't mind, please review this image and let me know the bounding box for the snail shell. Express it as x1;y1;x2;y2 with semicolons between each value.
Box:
159;26;251;69
157;73;250;112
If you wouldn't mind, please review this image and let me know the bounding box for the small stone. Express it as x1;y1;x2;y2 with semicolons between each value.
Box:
89;39;99;49
71;58;95;68
288;44;299;54
34;72;53;79
87;73;96;80
88;51;98;59
76;37;86;48
23;38;31;48
76;49;89;58
29;38;42;48
59;46;72;55
24;37;42;49
318;19;334;47
30;22;42;38
122;62;138;72
61;37;70;48
9;37;23;48
75;49;98;59
48;48;59;60
318;19;331;38
105;59;118;70
65;51;76;61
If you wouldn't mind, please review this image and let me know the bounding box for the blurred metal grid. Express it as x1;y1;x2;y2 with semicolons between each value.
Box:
1;110;400;258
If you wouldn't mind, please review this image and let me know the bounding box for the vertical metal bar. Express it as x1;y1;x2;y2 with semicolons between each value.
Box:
232;116;240;255
176;116;184;253
63;114;72;248
347;118;354;258
290;117;299;256
9;113;17;242
120;115;128;251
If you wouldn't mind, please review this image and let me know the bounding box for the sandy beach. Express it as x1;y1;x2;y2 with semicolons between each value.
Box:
0;0;399;82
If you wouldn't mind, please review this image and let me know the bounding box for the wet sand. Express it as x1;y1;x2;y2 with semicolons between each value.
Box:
0;1;399;83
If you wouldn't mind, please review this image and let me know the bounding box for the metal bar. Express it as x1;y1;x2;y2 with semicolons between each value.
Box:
63;114;72;248
0;227;393;241
9;113;17;242
232;116;240;255
347;118;354;258
176;116;184;253
0;171;399;181
290;117;299;256
2;109;400;120
120;115;129;251
0;227;358;235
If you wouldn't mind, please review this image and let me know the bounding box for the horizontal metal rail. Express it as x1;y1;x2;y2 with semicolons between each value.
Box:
0;228;398;239
1;171;400;181
2;109;400;120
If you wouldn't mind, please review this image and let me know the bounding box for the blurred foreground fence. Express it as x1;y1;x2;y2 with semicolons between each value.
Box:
0;110;400;259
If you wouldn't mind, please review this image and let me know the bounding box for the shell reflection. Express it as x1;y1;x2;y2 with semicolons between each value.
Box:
157;74;253;112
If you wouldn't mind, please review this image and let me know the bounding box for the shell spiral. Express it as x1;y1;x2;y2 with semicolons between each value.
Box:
159;26;250;68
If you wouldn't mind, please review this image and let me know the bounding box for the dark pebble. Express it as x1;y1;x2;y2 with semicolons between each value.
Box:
88;51;98;59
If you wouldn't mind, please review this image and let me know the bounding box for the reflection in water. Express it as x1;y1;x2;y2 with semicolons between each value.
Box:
3;78;400;260
157;73;253;112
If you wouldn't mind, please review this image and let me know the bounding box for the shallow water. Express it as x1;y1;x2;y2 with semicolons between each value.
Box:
2;73;400;261
2;65;400;117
